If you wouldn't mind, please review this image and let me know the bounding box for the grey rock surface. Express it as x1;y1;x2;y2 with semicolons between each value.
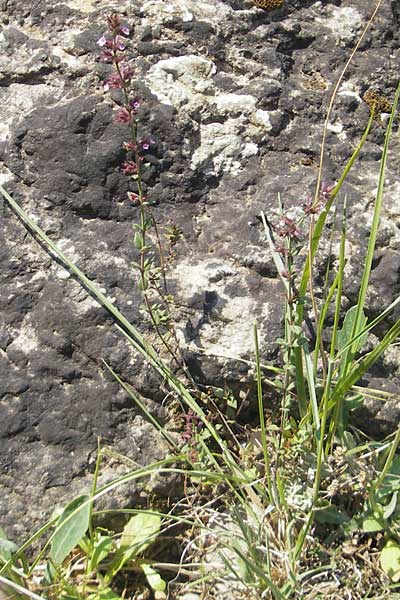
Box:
0;0;400;540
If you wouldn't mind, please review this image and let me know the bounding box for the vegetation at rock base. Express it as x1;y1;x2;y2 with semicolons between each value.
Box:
1;2;400;600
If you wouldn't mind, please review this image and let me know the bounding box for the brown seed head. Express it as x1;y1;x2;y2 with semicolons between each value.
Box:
253;0;285;10
363;89;392;126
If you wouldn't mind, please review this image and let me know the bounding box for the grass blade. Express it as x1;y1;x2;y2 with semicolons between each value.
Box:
347;81;400;365
254;323;273;502
103;360;180;452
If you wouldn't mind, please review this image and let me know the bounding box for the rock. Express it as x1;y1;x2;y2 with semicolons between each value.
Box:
352;377;400;439
0;0;399;543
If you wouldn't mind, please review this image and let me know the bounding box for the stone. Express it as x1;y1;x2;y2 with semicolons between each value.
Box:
0;0;399;544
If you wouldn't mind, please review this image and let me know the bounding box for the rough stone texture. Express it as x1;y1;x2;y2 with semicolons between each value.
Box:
0;0;400;540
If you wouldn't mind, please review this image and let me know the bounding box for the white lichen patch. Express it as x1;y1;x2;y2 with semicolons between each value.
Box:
141;0;232;25
242;142;258;158
327;118;347;141
0;83;51;140
176;260;236;294
0;166;15;186
64;0;98;12
8;319;39;354
200;295;258;358
213;93;257;114
145;55;216;109
319;7;363;44
190;119;247;175
251;109;273;132
141;0;193;23
338;81;362;102
173;259;271;359
145;53;269;176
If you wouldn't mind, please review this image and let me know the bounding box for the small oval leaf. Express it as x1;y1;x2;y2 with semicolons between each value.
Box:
50;495;90;565
381;539;400;582
361;516;384;533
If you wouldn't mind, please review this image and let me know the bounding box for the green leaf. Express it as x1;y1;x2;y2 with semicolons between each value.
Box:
380;455;400;497
383;491;398;520
138;277;148;291
78;535;91;555
50;495;90;565
141;563;166;592
89;535;114;570
361;516;384;533
389;455;400;476
337;305;368;374
342;518;359;537
380;539;400;582
337;306;367;351
0;528;18;562
105;514;162;584
120;513;161;556
134;232;143;249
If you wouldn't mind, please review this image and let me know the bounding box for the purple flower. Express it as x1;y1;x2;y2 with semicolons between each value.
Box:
277;216;301;240
303;195;321;215
181;411;201;443
320;182;334;200
115;36;126;51
139;137;155;150
98;36;114;49
114;108;133;124
97;35;108;47
276;244;291;258
100;49;114;63
107;13;122;32
122;160;139;174
121;65;134;81
119;24;130;36
104;65;134;90
129;96;141;111
104;72;123;91
128;191;140;203
123;140;138;151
